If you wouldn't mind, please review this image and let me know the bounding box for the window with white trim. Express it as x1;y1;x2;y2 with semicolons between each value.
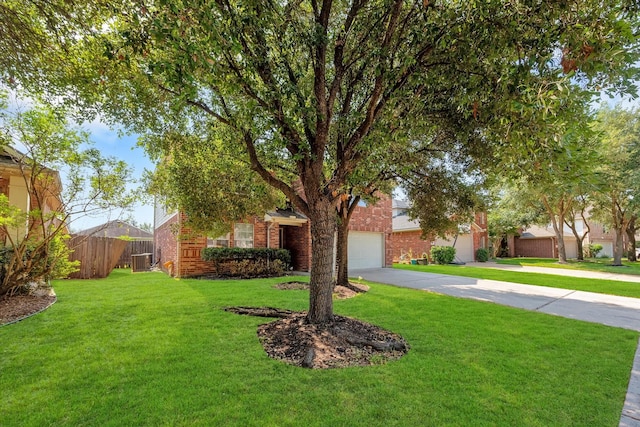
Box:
207;233;230;248
234;223;254;248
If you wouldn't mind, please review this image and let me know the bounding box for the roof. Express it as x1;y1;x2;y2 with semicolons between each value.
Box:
264;208;308;226
518;224;574;239
76;220;153;240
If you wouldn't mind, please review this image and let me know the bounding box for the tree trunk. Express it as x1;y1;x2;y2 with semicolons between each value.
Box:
613;227;625;266
541;195;568;264
575;237;584;261
626;217;637;262
335;218;350;287
335;196;359;288
307;198;337;324
549;216;567;263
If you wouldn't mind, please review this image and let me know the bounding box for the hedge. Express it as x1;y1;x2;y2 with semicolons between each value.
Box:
201;247;291;264
201;247;292;278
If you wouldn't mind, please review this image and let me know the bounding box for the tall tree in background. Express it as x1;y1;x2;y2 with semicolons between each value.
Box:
4;1;638;323
0;94;136;295
591;106;640;265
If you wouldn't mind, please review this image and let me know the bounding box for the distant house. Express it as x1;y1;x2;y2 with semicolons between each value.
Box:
391;199;488;263
509;217;616;259
0;146;64;244
75;220;153;241
154;196;393;278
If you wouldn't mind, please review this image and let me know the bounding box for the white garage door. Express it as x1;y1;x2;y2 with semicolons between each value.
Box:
434;234;474;263
348;232;384;269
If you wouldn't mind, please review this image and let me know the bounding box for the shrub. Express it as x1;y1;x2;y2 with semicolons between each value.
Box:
476;248;489;262
201;247;291;264
201;247;291;278
588;244;603;258
430;246;456;265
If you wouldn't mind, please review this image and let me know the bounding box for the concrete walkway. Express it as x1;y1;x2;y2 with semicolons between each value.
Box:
350;267;640;427
465;261;640;283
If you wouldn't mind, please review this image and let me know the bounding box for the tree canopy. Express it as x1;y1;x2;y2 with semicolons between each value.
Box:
4;0;639;322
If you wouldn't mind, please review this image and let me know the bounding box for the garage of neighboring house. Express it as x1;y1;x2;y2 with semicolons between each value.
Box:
434;234;474;263
348;231;385;269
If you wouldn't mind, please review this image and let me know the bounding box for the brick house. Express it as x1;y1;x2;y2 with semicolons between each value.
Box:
508;217;617;259
0;146;64;244
154;196;393;278
391;200;488;263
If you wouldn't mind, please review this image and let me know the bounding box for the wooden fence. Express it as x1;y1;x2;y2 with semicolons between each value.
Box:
67;235;128;279
116;240;154;268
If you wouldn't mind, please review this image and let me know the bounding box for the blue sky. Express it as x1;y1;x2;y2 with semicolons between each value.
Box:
73;119;155;231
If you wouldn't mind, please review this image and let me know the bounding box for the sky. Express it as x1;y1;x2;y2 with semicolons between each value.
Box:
72;119;155;231
3;90;156;232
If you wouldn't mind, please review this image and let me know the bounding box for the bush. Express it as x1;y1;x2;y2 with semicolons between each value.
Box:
201;247;291;278
201;247;291;265
215;259;287;278
430;246;456;265
476;248;489;262
588;244;603;258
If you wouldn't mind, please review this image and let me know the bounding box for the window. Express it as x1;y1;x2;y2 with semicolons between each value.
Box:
234;223;254;248
207;233;230;248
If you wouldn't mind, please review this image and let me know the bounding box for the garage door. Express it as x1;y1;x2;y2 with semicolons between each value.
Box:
348;232;384;269
434;234;474;263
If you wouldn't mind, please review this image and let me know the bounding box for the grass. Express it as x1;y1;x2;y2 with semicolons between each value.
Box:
496;257;640;276
395;262;640;299
1;269;637;426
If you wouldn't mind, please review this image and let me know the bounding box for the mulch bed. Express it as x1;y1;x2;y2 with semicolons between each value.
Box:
257;311;409;369
0;294;57;326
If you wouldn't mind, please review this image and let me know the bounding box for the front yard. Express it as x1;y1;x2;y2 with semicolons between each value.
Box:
1;269;637;426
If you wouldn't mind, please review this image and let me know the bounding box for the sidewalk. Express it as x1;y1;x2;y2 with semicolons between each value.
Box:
350;267;640;427
465;261;640;283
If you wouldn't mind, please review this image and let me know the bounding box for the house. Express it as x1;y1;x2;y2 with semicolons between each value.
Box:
154;196;393;278
509;218;617;259
508;224;579;258
0;146;64;244
391;199;488;263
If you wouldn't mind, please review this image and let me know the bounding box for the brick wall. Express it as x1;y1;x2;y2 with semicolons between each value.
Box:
392;230;432;261
283;223;311;271
155;213;179;275
161;216;280;278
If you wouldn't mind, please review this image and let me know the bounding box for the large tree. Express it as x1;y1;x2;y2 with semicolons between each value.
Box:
591;105;640;266
8;1;639;323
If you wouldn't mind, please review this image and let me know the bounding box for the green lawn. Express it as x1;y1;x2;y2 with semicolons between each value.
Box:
1;269;637;426
496;257;640;275
395;262;640;298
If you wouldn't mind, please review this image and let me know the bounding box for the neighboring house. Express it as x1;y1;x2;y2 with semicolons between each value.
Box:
75;220;154;268
509;224;579;259
154;196;393;278
0;146;64;244
509;217;617;259
391;199;488;263
76;220;153;240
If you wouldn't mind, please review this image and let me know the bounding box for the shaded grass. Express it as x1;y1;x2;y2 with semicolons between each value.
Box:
497;257;640;276
0;269;636;426
395;263;640;298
